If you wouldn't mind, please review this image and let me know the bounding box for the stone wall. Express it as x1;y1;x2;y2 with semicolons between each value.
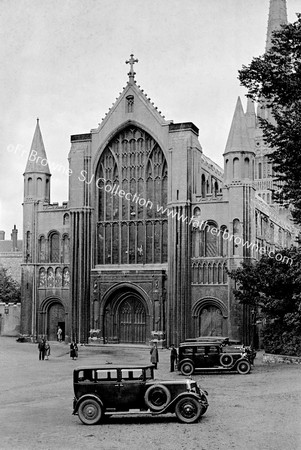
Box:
263;353;301;364
0;252;22;283
0;302;21;336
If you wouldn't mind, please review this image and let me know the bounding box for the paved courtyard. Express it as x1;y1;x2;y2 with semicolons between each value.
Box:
1;336;301;450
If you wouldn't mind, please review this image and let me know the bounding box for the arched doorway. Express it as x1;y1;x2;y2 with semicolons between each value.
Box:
199;306;223;336
192;297;228;337
47;302;65;341
103;289;149;344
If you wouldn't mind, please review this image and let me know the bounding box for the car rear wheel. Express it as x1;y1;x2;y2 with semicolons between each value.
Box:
78;398;103;425
144;384;171;411
175;397;202;423
180;361;194;376
237;360;251;374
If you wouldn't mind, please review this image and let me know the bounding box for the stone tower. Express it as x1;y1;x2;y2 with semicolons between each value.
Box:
21;120;51;337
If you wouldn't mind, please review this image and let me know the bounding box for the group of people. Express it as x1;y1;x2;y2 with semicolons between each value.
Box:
38;326;79;361
150;342;178;372
38;338;51;361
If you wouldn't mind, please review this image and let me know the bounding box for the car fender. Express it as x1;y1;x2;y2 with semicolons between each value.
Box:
152;392;204;415
233;356;250;368
73;394;103;415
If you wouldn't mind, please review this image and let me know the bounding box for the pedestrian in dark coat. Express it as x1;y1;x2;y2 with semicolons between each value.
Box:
150;342;159;369
38;338;45;361
170;344;178;372
70;342;78;360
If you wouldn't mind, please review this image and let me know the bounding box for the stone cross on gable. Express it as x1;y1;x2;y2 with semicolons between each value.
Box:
126;54;138;82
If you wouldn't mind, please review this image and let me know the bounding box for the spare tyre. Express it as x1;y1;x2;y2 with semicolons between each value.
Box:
220;353;234;367
144;384;171;411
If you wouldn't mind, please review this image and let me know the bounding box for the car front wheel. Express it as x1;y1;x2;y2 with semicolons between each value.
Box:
237;360;251;375
180;361;194;376
78;398;103;425
175;397;202;423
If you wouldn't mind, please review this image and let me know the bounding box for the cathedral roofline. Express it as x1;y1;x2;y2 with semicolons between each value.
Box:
169;122;199;136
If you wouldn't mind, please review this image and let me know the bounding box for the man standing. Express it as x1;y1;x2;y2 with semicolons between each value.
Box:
150;342;159;369
170;344;178;372
38;338;45;361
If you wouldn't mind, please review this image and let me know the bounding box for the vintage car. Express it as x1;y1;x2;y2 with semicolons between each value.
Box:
178;341;252;375
72;365;209;425
184;336;256;365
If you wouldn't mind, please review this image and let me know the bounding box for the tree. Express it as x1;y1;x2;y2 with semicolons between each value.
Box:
228;248;301;356
0;267;21;303
239;14;301;223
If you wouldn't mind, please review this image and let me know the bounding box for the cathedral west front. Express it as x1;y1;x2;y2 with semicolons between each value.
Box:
20;0;300;346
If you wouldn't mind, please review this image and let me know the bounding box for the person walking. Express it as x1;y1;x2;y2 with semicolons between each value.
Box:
38;338;45;361
57;326;63;342
150;342;159;369
44;340;51;360
70;341;78;360
170;344;178;372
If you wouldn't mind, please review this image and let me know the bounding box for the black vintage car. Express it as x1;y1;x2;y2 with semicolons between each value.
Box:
178;341;252;375
184;336;256;365
72;365;209;425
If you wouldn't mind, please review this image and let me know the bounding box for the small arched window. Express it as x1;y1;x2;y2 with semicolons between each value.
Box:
201;174;206;197
244;158;250;179
233;158;239;179
50;232;60;263
258;162;262;179
39;235;46;263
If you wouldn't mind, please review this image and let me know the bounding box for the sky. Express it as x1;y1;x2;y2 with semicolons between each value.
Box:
0;0;300;238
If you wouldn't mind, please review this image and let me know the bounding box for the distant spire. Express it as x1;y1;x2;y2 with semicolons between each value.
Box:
224;97;253;154
24;119;51;174
126;54;138;84
245;97;256;130
266;0;287;51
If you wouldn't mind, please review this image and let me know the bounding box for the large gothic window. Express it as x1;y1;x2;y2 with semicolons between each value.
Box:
96;126;167;265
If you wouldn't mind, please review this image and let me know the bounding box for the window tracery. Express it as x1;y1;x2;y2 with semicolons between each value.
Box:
96;126;167;264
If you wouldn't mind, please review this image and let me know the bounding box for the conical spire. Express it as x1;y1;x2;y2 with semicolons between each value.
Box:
24;119;51;174
224;97;253;155
266;0;287;51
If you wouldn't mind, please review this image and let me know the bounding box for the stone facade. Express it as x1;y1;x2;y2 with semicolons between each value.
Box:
20;0;299;345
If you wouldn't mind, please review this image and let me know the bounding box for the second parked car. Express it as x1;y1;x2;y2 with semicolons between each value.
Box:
178;341;252;375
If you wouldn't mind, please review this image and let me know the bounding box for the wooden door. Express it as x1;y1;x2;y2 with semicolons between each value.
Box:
119;297;146;343
199;306;223;336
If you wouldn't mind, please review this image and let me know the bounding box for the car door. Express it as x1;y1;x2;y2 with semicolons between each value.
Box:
94;369;120;408
194;345;210;368
116;369;146;409
206;345;221;366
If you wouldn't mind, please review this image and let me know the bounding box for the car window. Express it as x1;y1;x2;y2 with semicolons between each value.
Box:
145;367;153;379
121;369;143;380
96;369;118;380
209;346;220;354
182;347;193;355
195;347;205;354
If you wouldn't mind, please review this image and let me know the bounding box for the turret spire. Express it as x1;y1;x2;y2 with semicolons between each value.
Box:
224;97;253;155
266;0;287;51
24;119;51;174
